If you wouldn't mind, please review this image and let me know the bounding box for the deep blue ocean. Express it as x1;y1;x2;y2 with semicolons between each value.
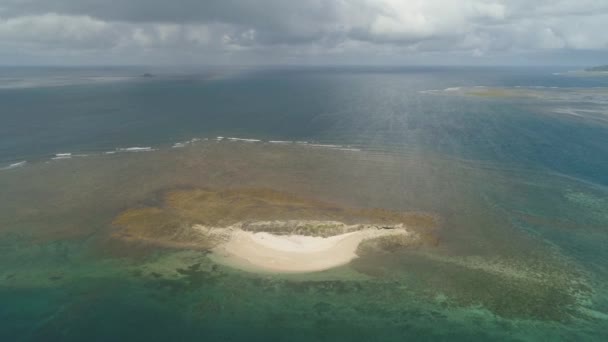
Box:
1;66;608;341
2;66;608;184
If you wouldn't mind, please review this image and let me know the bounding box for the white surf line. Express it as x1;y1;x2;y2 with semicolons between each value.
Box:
303;143;361;152
51;152;91;160
172;137;206;148
226;137;262;143
0;161;27;170
268;139;362;152
52;153;72;160
116;146;155;152
307;143;342;148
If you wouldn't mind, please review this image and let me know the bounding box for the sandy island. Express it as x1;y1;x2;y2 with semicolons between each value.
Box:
111;189;436;271
201;221;413;273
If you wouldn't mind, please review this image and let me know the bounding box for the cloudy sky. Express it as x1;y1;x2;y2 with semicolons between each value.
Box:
0;0;607;65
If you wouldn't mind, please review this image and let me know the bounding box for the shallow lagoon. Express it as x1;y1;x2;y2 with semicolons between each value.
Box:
1;140;606;341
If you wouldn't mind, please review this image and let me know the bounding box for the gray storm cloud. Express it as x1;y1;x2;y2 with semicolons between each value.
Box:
0;0;607;65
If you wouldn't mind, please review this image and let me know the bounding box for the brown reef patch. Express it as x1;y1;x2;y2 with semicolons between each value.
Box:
111;188;439;251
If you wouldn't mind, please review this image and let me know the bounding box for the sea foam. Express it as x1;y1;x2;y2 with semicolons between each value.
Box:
52;153;72;160
227;137;261;143
0;161;27;170
116;147;154;152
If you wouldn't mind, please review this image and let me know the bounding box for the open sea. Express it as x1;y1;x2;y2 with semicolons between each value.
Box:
1;66;608;341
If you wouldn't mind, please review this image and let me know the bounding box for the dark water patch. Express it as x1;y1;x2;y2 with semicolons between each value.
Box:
3;66;608;186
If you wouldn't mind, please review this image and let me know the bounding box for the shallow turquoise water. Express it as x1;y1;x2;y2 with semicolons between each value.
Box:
1;67;608;341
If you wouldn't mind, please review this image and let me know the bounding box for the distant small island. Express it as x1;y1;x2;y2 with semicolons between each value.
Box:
141;73;154;78
585;65;608;72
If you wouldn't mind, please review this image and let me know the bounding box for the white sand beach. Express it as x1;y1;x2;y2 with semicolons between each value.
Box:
203;222;412;273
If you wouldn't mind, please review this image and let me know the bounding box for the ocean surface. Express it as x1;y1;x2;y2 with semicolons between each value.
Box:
1;66;608;341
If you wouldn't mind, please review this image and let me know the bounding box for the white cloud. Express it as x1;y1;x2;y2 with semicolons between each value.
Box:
185;25;211;45
0;13;113;48
0;1;607;64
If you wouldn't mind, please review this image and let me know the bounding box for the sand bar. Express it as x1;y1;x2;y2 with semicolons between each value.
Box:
204;222;412;273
